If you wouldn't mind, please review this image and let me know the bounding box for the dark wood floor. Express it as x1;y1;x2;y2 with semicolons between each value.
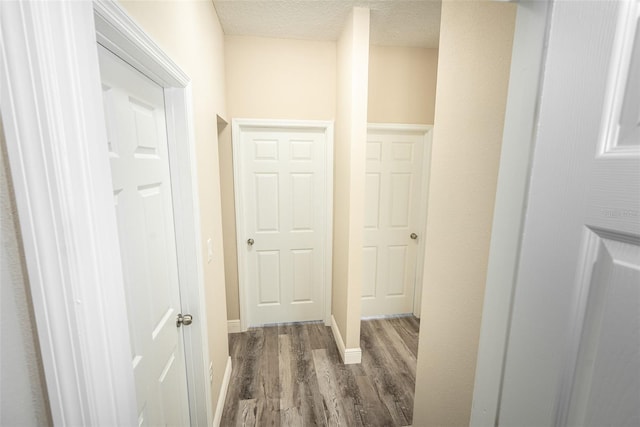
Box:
220;316;420;426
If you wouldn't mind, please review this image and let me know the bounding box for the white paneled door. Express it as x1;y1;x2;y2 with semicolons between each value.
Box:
235;122;331;327
98;46;190;426
499;2;640;426
362;126;430;317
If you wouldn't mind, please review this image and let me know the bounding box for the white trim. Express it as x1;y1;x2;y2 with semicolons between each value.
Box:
227;320;242;334
212;356;233;427
1;1;137;424
366;123;433;133
470;1;552;425
93;0;188;88
361;313;416;321
343;349;363;365
232;118;334;331
366;123;433;318
330;315;362;364
0;1;212;425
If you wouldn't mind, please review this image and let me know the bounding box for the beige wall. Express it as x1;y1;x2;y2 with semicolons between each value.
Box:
119;0;230;413
222;36;337;319
222;35;438;328
368;46;438;124
412;1;516;426
216;120;239;319
332;7;370;350
225;36;336;120
1;120;52;427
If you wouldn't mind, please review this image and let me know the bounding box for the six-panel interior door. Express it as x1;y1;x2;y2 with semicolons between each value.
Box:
362;128;426;317
238;127;327;327
499;2;640;425
98;45;191;426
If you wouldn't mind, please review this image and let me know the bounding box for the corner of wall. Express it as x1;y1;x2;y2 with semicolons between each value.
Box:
330;315;362;364
331;5;370;354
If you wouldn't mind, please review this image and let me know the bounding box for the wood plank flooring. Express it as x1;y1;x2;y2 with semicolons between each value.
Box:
220;316;420;427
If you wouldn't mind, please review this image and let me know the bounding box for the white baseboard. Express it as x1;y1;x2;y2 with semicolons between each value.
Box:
361;313;414;321
212;356;232;427
227;319;241;334
330;315;362;364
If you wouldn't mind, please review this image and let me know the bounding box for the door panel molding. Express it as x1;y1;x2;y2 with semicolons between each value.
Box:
0;1;212;425
598;0;640;158
232;119;334;331
556;3;640;424
557;227;640;425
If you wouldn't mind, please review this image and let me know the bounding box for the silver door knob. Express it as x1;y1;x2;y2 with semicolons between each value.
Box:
176;313;193;327
410;233;418;240
247;238;255;246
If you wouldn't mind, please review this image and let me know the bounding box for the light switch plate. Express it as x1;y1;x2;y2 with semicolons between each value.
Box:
206;238;213;263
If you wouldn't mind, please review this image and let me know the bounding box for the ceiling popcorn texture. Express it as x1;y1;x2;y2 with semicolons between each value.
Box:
213;0;442;48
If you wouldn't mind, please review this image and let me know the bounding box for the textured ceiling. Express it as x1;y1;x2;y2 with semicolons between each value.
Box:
213;1;442;48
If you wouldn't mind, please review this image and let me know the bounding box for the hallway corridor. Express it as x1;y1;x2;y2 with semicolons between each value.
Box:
220;317;420;426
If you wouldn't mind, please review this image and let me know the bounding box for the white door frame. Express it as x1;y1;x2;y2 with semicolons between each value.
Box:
0;1;212;425
470;1;552;425
366;123;433;318
232;119;334;331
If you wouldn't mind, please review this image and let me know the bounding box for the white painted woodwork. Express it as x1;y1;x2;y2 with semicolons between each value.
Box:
330;315;362;364
470;1;551;424
98;45;190;427
499;1;640;426
362;126;430;317
0;1;140;423
234;121;332;327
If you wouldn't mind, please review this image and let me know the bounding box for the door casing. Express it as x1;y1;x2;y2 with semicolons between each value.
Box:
471;2;552;423
232;119;334;332
0;1;213;425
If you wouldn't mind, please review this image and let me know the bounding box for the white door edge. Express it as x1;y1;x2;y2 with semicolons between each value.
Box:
367;123;433;318
232;118;334;331
0;1;212;425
